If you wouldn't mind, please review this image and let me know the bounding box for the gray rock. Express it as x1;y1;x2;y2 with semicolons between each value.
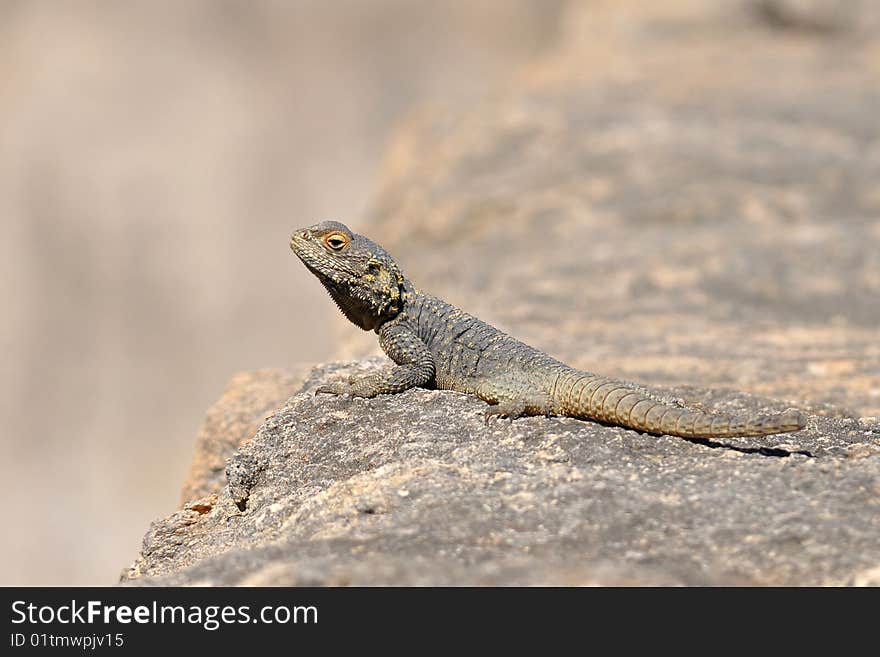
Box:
180;369;306;505
122;359;880;586
754;0;880;33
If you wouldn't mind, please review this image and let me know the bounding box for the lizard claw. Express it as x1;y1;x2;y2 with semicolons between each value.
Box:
483;399;526;426
483;407;513;426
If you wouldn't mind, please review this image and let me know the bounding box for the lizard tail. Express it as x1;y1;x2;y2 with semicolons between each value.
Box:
557;373;806;438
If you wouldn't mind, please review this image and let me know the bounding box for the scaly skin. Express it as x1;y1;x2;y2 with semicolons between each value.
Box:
290;221;806;439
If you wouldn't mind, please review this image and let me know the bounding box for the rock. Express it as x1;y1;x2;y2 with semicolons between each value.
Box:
179;369;305;505
122;359;879;586
850;564;880;587
125;1;880;586
753;0;880;34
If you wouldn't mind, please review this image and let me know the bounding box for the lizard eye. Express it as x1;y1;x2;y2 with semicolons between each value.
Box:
323;233;350;252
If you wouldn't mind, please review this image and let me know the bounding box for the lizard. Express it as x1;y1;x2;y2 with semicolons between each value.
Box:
290;220;807;439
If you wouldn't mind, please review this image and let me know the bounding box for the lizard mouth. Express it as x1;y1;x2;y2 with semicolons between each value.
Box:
289;231;309;254
289;235;332;281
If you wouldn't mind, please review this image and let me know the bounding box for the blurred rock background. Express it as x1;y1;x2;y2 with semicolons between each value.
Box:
0;0;565;585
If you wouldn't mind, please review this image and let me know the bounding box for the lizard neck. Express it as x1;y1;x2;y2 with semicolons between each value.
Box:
401;279;419;301
360;277;418;333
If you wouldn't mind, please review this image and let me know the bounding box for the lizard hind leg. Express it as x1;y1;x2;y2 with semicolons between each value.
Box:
475;380;553;424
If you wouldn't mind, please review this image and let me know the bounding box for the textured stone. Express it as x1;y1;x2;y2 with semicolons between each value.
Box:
180;369;305;505
123;359;880;586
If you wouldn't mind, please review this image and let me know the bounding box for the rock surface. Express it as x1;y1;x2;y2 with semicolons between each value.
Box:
180;369;306;504
754;0;880;33
123;359;880;586
124;1;880;585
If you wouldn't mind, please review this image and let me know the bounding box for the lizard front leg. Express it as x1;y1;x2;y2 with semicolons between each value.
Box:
316;318;435;398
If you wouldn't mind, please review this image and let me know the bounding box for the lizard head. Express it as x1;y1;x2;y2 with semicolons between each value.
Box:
290;221;407;331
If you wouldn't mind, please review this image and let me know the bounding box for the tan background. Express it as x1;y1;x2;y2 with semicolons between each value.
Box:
0;0;565;585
